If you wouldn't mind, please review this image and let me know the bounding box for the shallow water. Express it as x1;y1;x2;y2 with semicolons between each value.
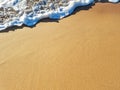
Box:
0;0;119;31
0;3;120;90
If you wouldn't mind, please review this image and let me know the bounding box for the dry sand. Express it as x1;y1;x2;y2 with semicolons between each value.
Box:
0;3;120;90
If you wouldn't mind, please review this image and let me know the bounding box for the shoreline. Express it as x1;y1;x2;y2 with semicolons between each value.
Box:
0;3;120;90
0;2;120;33
0;0;119;31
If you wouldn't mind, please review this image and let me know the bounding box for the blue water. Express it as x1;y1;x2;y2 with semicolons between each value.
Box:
0;0;119;31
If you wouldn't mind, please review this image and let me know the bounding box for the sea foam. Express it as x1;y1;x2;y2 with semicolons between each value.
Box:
0;0;119;31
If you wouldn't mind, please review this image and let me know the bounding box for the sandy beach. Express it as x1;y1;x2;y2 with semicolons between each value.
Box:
0;3;120;90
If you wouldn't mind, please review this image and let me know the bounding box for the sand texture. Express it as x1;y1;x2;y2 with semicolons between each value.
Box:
0;3;120;90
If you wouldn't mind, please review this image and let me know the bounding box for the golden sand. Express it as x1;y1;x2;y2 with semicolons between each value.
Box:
0;3;120;90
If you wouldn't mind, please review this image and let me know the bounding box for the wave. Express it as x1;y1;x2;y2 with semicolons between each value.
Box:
0;0;119;31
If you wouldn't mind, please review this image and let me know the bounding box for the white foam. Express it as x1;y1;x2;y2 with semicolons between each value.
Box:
108;0;119;3
0;0;119;31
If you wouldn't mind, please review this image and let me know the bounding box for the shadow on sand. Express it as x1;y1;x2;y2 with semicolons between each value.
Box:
0;19;59;33
0;18;60;33
0;0;118;33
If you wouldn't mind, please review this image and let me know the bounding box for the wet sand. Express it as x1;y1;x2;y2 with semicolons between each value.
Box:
0;3;120;90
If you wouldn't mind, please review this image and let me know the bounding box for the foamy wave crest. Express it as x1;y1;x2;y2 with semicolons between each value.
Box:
0;0;119;31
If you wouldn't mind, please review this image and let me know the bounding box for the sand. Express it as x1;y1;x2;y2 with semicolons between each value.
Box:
0;3;120;90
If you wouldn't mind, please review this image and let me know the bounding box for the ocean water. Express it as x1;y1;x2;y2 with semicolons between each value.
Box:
0;0;119;31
